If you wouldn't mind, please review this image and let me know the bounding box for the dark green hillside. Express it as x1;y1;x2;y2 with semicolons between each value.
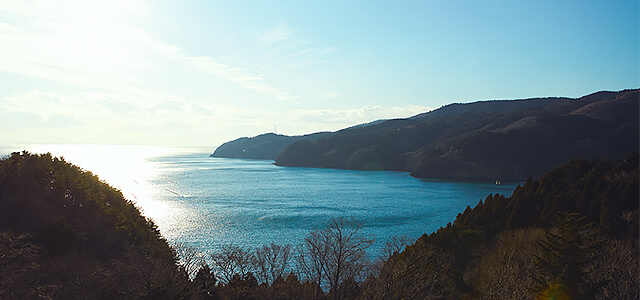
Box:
0;152;193;299
367;153;639;299
274;89;638;181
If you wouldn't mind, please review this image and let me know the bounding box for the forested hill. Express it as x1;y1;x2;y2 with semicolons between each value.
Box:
0;152;195;299
1;152;637;299
363;153;639;299
274;89;638;181
211;132;331;159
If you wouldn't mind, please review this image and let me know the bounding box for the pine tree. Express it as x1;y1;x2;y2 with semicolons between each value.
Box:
532;213;602;299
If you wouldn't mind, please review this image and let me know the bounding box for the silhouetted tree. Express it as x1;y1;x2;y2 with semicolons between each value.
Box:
174;242;205;279
210;243;254;285
193;264;219;299
254;243;292;286
298;218;373;300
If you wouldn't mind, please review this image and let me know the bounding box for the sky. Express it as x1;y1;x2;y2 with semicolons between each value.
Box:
0;0;638;147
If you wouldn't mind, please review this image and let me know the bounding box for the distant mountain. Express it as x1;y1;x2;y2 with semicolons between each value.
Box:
274;89;638;181
211;132;332;159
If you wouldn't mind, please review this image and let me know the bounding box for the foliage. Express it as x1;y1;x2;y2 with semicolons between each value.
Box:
466;228;544;299
0;151;194;299
193;264;219;299
531;213;602;299
3;150;637;299
584;239;639;299
373;153;638;299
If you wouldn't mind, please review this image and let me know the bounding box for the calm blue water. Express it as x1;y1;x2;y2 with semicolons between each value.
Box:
1;145;518;257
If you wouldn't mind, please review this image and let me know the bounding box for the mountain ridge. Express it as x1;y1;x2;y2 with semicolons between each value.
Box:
211;131;331;160
212;89;639;181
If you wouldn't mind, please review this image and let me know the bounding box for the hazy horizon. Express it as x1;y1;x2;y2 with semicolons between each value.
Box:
1;0;638;146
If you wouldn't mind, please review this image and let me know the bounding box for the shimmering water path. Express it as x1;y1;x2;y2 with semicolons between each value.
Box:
1;145;518;257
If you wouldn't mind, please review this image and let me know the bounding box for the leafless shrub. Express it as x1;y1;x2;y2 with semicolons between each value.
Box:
209;243;254;284
467;228;544;300
298;218;374;300
254;243;292;286
584;239;639;299
381;235;411;259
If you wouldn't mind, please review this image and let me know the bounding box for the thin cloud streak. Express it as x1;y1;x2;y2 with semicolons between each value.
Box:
0;13;169;91
289;105;432;125
259;23;295;45
181;55;297;101
260;23;338;71
1;89;431;145
0;2;297;101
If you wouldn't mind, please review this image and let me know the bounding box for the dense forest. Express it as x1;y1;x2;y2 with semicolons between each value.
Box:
369;152;639;299
1;152;638;299
0;152;193;299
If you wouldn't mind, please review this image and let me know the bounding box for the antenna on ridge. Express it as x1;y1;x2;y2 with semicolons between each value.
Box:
274;124;277;134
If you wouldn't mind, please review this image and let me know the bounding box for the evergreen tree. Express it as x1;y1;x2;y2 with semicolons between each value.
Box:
532;213;602;299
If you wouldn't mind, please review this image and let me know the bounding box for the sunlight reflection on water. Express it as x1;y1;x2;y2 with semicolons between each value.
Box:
0;145;519;258
0;145;198;223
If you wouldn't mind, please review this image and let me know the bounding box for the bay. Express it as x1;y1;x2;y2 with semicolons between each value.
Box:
0;145;518;257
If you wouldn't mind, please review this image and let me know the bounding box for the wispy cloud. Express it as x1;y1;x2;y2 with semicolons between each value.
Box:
0;89;221;144
1;90;428;130
182;55;296;101
2;90;171;124
0;1;296;101
0;0;172;92
259;23;337;71
0;2;423;145
259;23;294;46
287;105;432;129
0;87;432;146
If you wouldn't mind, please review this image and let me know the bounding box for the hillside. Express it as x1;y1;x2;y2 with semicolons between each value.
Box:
211;132;331;159
4;152;636;299
0;152;194;299
141;152;639;299
363;153;639;299
273;89;638;181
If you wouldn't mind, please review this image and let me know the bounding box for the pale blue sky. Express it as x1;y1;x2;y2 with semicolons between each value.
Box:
0;0;637;146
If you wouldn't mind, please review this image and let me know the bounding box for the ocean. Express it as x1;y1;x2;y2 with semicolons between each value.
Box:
0;145;518;257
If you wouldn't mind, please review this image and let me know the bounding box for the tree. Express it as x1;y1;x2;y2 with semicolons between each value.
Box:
0;152;195;299
297;230;330;300
299;218;373;300
254;243;292;286
193;264;219;299
386;235;410;256
584;239;639;299
363;235;412;298
174;242;205;279
209;243;254;285
532;213;602;299
468;228;544;299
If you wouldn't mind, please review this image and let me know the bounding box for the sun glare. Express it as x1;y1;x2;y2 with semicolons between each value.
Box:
26;144;177;220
